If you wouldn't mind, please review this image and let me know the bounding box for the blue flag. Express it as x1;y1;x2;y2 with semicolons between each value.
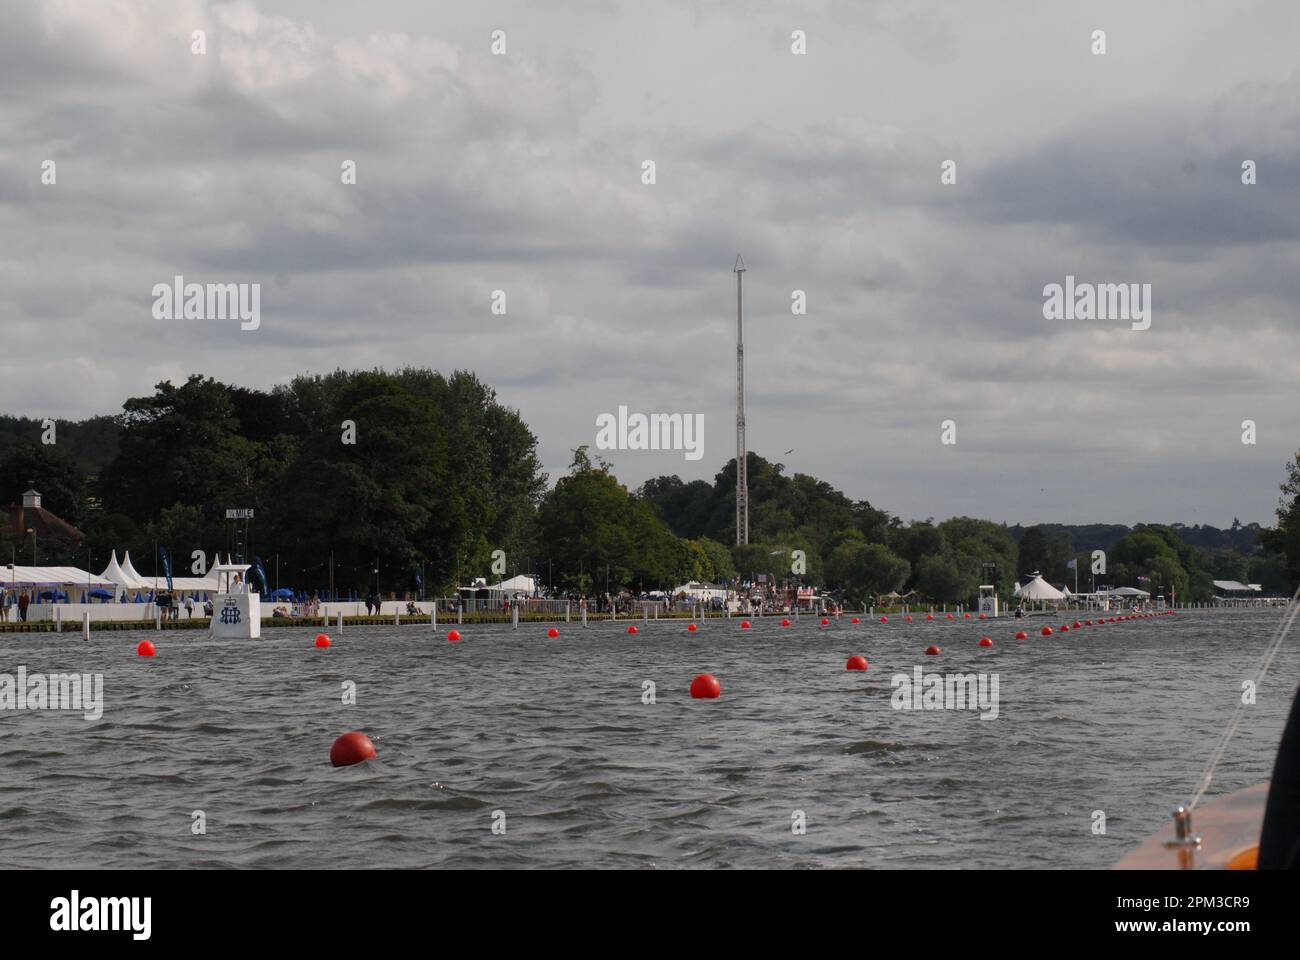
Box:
160;547;174;591
253;556;271;595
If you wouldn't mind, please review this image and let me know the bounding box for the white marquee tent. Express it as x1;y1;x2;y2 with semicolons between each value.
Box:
1013;574;1067;602
2;565;114;590
492;574;537;595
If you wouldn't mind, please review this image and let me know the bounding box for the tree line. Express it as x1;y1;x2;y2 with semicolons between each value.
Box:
1;369;1297;603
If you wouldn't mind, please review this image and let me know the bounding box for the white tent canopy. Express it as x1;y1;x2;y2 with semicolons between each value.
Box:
100;550;145;589
2;565;115;589
492;574;537;594
672;581;729;601
101;550;219;594
1014;575;1066;601
121;551;146;585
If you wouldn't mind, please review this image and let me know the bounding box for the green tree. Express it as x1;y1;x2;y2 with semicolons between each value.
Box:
826;538;910;605
1260;452;1300;591
0;440;90;527
915;554;966;603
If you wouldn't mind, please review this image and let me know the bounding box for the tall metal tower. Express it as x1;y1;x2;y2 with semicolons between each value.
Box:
734;254;749;546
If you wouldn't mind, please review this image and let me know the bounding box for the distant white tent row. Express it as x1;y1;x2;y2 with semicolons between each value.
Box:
98;550;222;594
1014;575;1155;603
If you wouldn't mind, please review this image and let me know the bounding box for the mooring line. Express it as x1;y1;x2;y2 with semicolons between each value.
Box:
1189;585;1300;810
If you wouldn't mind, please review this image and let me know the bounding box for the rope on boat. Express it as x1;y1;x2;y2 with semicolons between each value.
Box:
1189;585;1300;810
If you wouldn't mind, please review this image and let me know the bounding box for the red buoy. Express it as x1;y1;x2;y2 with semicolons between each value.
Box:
1041;626;1053;636
447;630;462;642
740;620;751;629
690;674;721;699
964;612;972;619
781;619;791;627
628;625;639;634
330;731;377;768
1015;630;1029;640
820;618;830;626
315;634;331;648
905;615;913;622
846;655;869;671
1085;620;1093;626
1060;624;1070;632
1072;621;1082;629
852;617;862;623
688;623;698;632
926;614;935;621
878;617;888;623
925;644;941;656
979;637;993;647
137;640;156;657
979;613;987;619
548;627;560;638
946;613;954;620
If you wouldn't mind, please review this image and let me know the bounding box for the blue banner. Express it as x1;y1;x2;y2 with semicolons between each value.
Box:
253;556;271;595
160;547;174;591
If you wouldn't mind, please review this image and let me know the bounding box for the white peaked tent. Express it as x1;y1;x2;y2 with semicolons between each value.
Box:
1014;574;1067;602
101;550;221;596
121;551;147;585
99;551;142;590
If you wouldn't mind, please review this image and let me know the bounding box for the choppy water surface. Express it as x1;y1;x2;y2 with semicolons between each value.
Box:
1;609;1296;869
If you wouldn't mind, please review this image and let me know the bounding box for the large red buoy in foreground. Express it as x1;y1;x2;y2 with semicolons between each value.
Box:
1041;626;1053;636
137;640;156;657
926;614;935;621
925;644;941;656
315;634;331;648
781;619;791;627
548;627;560;638
688;623;698;632
877;617;887;623
628;625;639;634
1015;630;1028;640
690;674;721;699
979;636;993;647
905;615;913;622
447;630;462;642
846;655;869;671
820;618;830;626
852;617;862;624
740;620;751;629
330;731;377;768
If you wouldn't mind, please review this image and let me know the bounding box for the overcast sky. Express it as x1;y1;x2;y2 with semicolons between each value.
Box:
2;0;1298;527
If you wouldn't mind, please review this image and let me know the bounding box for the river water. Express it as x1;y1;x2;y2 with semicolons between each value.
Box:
1;608;1295;869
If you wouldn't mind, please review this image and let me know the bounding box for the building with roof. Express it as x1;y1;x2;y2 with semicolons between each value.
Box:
5;488;85;556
